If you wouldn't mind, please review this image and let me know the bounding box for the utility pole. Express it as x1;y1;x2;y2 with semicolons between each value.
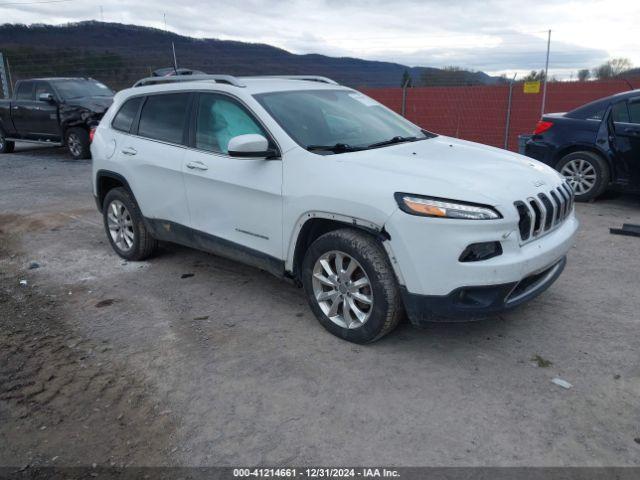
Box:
172;42;178;72
0;53;9;99
6;56;13;97
540;29;551;117
504;73;517;150
401;76;410;117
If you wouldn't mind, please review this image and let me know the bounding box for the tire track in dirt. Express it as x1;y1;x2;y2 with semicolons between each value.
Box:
0;225;180;468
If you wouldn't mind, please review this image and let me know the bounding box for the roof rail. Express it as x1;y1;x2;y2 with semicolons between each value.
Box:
132;74;245;88
243;75;339;85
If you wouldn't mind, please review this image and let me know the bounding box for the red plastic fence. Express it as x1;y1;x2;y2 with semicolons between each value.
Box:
360;79;639;152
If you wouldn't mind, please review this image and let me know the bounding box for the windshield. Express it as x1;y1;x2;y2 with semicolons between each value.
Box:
254;89;434;154
52;79;114;99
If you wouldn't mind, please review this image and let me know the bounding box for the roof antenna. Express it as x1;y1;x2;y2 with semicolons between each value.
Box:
163;12;178;75
621;78;634;91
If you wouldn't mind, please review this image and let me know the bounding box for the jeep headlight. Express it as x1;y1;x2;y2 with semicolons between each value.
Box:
395;193;501;220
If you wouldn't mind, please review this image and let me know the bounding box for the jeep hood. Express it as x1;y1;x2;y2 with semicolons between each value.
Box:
338;136;564;207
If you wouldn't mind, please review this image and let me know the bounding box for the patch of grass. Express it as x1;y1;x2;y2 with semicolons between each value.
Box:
531;354;553;368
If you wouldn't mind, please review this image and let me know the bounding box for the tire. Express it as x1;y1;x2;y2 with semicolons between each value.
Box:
102;187;157;261
0;133;15;154
301;228;403;343
556;151;609;202
65;127;91;160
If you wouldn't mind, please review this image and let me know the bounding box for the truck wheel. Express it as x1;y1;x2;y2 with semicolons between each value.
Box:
65;127;91;160
102;187;157;261
0;134;15;154
301;228;403;343
557;151;609;201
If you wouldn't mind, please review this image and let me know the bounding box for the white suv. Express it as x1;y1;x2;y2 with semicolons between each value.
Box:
91;75;578;343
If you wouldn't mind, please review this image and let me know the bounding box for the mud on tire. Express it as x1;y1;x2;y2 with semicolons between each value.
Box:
301;228;404;343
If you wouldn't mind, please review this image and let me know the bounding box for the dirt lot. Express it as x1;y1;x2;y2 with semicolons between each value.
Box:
1;144;639;468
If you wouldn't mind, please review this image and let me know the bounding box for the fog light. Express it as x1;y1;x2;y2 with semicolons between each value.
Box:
459;241;502;262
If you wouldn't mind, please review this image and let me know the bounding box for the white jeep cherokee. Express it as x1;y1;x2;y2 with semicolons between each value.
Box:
91;75;578;343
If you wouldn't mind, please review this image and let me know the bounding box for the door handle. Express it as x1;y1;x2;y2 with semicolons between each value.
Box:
623;128;640;135
121;147;137;156
186;161;208;171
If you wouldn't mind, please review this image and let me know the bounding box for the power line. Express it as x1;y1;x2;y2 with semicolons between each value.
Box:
0;0;73;5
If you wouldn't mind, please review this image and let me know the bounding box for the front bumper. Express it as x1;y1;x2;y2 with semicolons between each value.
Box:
401;256;566;324
384;203;578;324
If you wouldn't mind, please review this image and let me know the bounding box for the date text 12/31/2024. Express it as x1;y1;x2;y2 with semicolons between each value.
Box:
233;468;401;478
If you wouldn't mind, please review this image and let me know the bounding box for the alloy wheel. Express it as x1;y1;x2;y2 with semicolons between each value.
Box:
560;158;597;195
67;133;82;157
107;200;135;251
312;250;373;329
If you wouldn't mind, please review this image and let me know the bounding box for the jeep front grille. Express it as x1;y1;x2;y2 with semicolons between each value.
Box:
515;182;574;243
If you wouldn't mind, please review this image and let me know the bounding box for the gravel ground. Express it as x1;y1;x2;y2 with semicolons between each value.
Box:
1;144;639;468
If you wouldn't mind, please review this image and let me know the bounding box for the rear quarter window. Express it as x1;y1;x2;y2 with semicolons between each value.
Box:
111;97;143;133
137;93;190;144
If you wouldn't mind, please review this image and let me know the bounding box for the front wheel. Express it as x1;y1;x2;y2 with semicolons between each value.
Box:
557;151;609;201
301;229;403;343
65;127;91;160
0;133;15;154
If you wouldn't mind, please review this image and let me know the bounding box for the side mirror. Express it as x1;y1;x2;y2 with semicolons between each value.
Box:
228;134;277;159
38;92;55;103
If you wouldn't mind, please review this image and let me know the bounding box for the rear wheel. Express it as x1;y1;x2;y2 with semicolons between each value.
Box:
65;127;91;160
0;133;15;154
557;151;609;201
301;229;403;343
102;187;157;261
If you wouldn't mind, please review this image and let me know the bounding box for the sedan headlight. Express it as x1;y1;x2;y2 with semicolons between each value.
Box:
395;193;501;220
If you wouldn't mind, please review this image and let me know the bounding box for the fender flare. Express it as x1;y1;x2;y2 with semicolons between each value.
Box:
95;169;137;211
284;210;406;286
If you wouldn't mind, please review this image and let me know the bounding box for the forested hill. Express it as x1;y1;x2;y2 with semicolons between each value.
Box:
0;21;501;89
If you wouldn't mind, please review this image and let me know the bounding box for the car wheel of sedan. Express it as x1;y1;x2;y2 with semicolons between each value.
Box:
102;187;157;261
65;127;91;160
301;228;403;343
557;151;609;201
0;133;15;154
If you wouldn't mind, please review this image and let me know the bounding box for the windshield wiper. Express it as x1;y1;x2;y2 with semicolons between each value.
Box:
366;136;418;149
306;143;360;153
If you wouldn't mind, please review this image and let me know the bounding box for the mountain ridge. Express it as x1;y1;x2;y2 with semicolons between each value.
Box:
0;21;502;89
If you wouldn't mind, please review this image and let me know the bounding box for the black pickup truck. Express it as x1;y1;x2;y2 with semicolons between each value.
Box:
0;77;114;159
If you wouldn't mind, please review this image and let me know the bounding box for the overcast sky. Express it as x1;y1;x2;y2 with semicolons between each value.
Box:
1;0;638;78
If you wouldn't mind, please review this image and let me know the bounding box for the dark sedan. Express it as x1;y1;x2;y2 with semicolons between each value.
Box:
524;89;640;201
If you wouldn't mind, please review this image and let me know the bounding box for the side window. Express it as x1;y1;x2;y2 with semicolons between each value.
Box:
137;93;190;144
195;94;266;154
627;101;640;124
612;102;630;123
15;81;34;101
112;97;143;133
